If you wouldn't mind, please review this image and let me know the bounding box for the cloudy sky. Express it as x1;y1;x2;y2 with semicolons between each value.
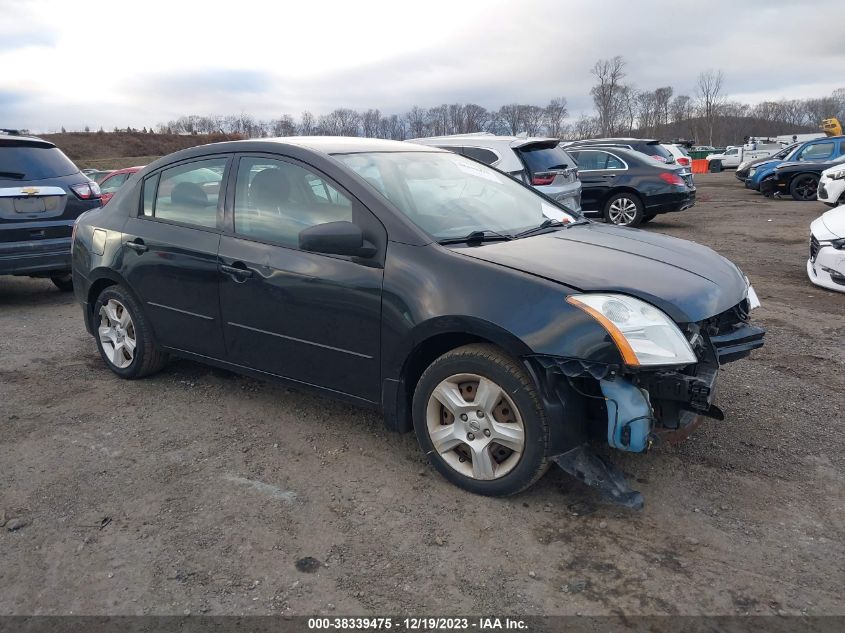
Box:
1;0;843;131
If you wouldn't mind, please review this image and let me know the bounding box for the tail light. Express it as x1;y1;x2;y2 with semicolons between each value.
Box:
660;172;685;186
70;180;102;200
531;172;556;186
677;157;690;167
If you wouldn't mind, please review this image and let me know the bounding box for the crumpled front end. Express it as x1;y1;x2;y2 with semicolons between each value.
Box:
530;298;765;508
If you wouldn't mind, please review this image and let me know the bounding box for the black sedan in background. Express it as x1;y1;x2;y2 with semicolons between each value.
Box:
566;146;695;226
71;137;762;507
760;155;845;201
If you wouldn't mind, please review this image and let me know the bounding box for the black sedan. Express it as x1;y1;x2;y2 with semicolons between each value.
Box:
71;138;763;507
565;146;695;226
760;156;845;201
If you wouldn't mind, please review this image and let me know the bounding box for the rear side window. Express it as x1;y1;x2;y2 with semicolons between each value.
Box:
146;157;226;228
463;147;499;165
517;145;574;175
571;150;622;170
642;143;673;161
0;144;79;181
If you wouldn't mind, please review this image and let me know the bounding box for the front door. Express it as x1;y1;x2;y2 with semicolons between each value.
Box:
120;155;230;359
218;154;385;402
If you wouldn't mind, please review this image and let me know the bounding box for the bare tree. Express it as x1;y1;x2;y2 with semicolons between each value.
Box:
405;106;428;138
543;97;568;138
463;103;489;133
361;109;381;137
590;56;627;136
521;105;545;136
696;69;726;146
299;111;316;135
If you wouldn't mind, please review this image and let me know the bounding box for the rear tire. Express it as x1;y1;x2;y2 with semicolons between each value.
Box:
50;273;73;292
604;193;644;227
413;344;550;497
789;174;819;201
93;285;168;379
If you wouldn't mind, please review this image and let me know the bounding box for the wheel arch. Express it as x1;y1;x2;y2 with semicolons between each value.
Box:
382;317;532;433
602;186;642;207
85;269;153;336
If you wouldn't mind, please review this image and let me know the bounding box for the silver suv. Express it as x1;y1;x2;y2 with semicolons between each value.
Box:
408;133;582;212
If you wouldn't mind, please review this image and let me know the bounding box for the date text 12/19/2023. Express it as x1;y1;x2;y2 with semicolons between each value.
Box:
307;617;529;630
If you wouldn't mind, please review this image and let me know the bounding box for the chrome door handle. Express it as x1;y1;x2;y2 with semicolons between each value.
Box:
124;240;148;253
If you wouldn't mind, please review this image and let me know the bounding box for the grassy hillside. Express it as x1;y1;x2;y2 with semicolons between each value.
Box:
41;132;243;169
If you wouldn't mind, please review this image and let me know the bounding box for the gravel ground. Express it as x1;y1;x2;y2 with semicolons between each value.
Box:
1;173;843;616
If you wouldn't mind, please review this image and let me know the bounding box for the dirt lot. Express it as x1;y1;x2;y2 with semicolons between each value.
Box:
1;173;843;616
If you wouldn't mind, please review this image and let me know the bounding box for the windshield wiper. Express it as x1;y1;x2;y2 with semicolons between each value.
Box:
438;229;513;245
513;218;568;238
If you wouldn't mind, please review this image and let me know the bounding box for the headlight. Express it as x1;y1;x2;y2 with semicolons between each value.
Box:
831;238;845;250
566;294;697;367
749;167;757;176
829;169;845;180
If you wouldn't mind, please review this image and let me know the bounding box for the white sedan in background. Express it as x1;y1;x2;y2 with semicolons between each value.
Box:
808;205;845;293
817;162;845;207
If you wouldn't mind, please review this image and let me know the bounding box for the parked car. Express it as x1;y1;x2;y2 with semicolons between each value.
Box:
662;144;691;168
746;136;845;191
564;146;695;226
817;161;845;207
706;143;783;171
760;155;845;201
736;143;800;182
564;138;675;164
691;145;716;153
99;166;144;205
1;134;101;290
72;137;764;507
408;134;582;212
808;205;845;293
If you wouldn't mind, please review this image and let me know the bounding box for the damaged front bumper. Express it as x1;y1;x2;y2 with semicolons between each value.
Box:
528;304;765;508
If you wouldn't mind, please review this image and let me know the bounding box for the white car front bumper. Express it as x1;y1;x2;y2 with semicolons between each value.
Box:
818;174;845;206
807;227;845;293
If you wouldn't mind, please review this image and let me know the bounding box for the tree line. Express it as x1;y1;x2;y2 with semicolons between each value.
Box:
61;57;845;148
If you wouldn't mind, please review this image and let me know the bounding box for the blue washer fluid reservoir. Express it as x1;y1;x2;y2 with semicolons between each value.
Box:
599;378;654;452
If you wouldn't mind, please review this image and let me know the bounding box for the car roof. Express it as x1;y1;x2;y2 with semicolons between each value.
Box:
0;133;56;149
566;137;660;145
107;166;145;175
260;136;441;154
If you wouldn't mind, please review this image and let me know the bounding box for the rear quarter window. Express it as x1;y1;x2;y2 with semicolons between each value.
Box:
462;147;499;165
0;144;79;181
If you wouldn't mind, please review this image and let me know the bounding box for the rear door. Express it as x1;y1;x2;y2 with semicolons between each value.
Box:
120;155;230;359
567;149;626;211
217;153;386;402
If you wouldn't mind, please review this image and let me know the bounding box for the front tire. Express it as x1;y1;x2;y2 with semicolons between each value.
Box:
604;193;644;226
412;344;549;496
790;174;819;201
93;285;168;379
50;273;73;292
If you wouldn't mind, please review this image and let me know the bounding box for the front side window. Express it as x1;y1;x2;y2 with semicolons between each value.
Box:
233;157;353;247
148;158;226;228
336;151;575;240
796;142;834;161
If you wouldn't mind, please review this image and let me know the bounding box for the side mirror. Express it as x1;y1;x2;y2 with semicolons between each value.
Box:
299;221;377;258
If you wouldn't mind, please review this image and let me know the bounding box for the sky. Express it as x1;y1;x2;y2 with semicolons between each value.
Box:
1;0;844;132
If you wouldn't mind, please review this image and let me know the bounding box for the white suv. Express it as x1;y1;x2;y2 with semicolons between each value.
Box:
408;133;582;212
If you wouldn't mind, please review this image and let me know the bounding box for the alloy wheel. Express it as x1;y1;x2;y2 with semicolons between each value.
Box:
608;197;638;225
98;299;136;369
793;175;818;201
425;373;525;480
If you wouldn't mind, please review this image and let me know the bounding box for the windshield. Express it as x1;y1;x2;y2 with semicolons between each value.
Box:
335;151;576;240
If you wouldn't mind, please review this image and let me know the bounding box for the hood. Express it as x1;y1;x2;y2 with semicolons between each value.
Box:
450;224;747;323
822;206;845;238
